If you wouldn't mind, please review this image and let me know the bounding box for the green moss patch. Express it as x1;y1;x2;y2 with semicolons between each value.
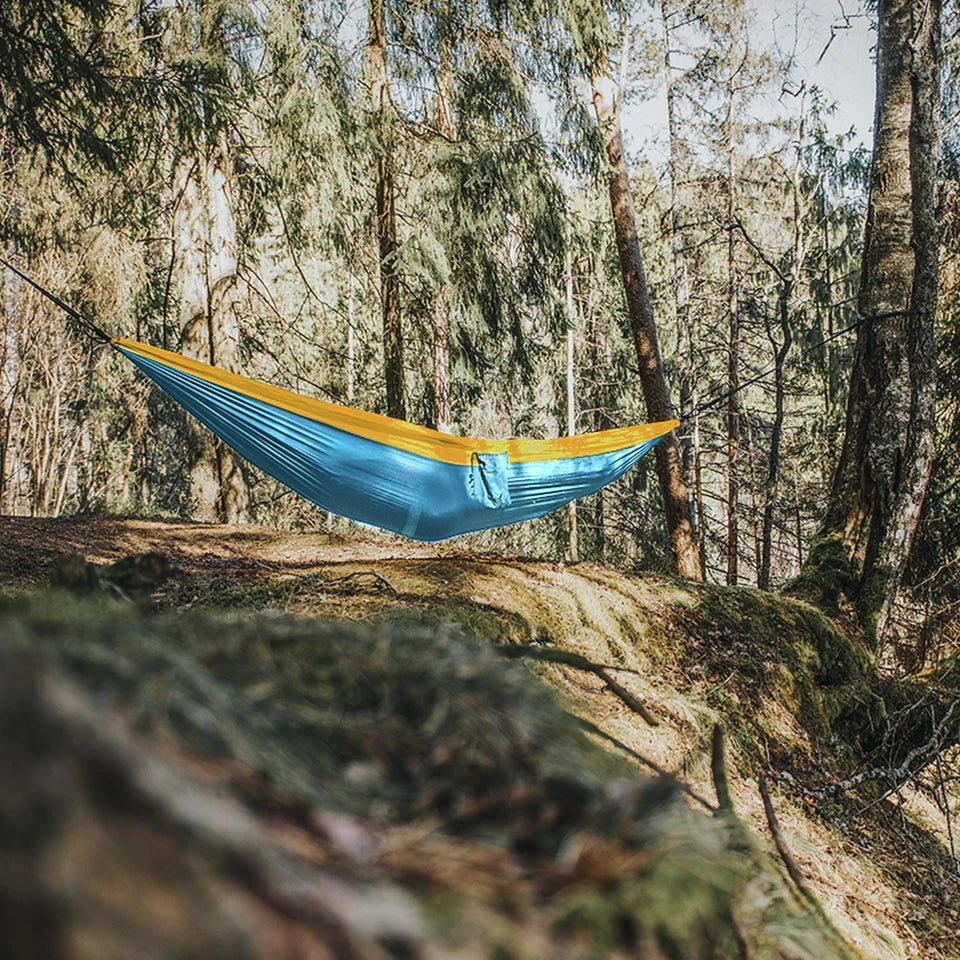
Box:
679;584;873;767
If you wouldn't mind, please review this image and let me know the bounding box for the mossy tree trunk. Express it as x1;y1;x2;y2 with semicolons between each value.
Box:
803;0;940;646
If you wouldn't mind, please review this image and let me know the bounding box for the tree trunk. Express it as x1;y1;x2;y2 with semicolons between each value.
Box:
761;101;805;589
803;0;940;646
725;84;740;587
347;272;356;404
586;247;607;562
760;289;792;589
369;0;405;422
432;26;454;434
660;0;698;539
174;139;250;524
1;256;21;514
432;289;453;433
694;412;706;577
590;70;702;581
792;459;804;573
565;240;578;563
743;402;762;582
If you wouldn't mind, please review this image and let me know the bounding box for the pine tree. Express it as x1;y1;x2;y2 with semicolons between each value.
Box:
561;0;701;579
368;0;405;421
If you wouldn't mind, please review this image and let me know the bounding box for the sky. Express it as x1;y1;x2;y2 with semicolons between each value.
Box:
625;0;877;166
770;0;876;145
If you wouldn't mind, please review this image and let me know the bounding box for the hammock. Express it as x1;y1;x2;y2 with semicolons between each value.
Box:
113;338;676;541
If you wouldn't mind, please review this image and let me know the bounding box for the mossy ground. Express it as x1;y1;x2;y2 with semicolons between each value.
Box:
1;516;957;958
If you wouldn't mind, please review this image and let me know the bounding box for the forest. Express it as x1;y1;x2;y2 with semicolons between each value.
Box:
0;0;919;579
2;0;960;956
0;0;952;603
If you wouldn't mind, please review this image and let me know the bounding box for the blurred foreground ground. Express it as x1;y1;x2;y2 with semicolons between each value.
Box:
1;516;958;959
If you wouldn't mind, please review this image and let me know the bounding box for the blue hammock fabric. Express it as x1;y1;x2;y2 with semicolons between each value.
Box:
114;338;676;542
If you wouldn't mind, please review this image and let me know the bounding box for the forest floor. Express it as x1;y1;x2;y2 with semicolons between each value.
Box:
1;515;959;959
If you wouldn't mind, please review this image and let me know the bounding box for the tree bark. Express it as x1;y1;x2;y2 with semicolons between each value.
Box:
726;117;740;587
1;255;21;514
174;138;250;524
432;26;454;434
761;100;806;589
660;0;698;537
431;288;452;432
369;0;405;422
565;240;578;563
804;0;939;645
760;289;792;590
586;246;607;562
591;71;702;581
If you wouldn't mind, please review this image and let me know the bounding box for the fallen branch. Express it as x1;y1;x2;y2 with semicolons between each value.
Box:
759;775;815;904
494;643;640;675
576;717;716;812
711;725;733;812
811;691;960;799
324;571;397;594
495;643;658;726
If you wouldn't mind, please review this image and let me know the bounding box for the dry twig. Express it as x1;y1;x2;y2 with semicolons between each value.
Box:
495;643;658;725
759;775;816;904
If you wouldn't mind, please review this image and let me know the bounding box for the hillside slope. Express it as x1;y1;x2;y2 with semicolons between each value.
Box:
1;516;958;958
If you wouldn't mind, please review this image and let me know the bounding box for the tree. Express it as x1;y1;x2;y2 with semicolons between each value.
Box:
590;70;700;580
163;2;257;522
566;0;701;580
800;0;940;646
659;0;702;571
0;0;134;173
368;0;405;421
0;257;21;513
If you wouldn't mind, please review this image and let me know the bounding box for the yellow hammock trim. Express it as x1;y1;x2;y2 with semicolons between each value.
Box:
113;337;678;467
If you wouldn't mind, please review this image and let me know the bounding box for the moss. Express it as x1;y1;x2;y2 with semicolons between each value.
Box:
205;576;308;609
783;533;856;612
688;584;871;761
855;563;894;649
551;806;860;960
551;842;750;960
782;533;900;650
823;682;887;741
386;598;531;646
0;588;872;959
1;590;632;829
